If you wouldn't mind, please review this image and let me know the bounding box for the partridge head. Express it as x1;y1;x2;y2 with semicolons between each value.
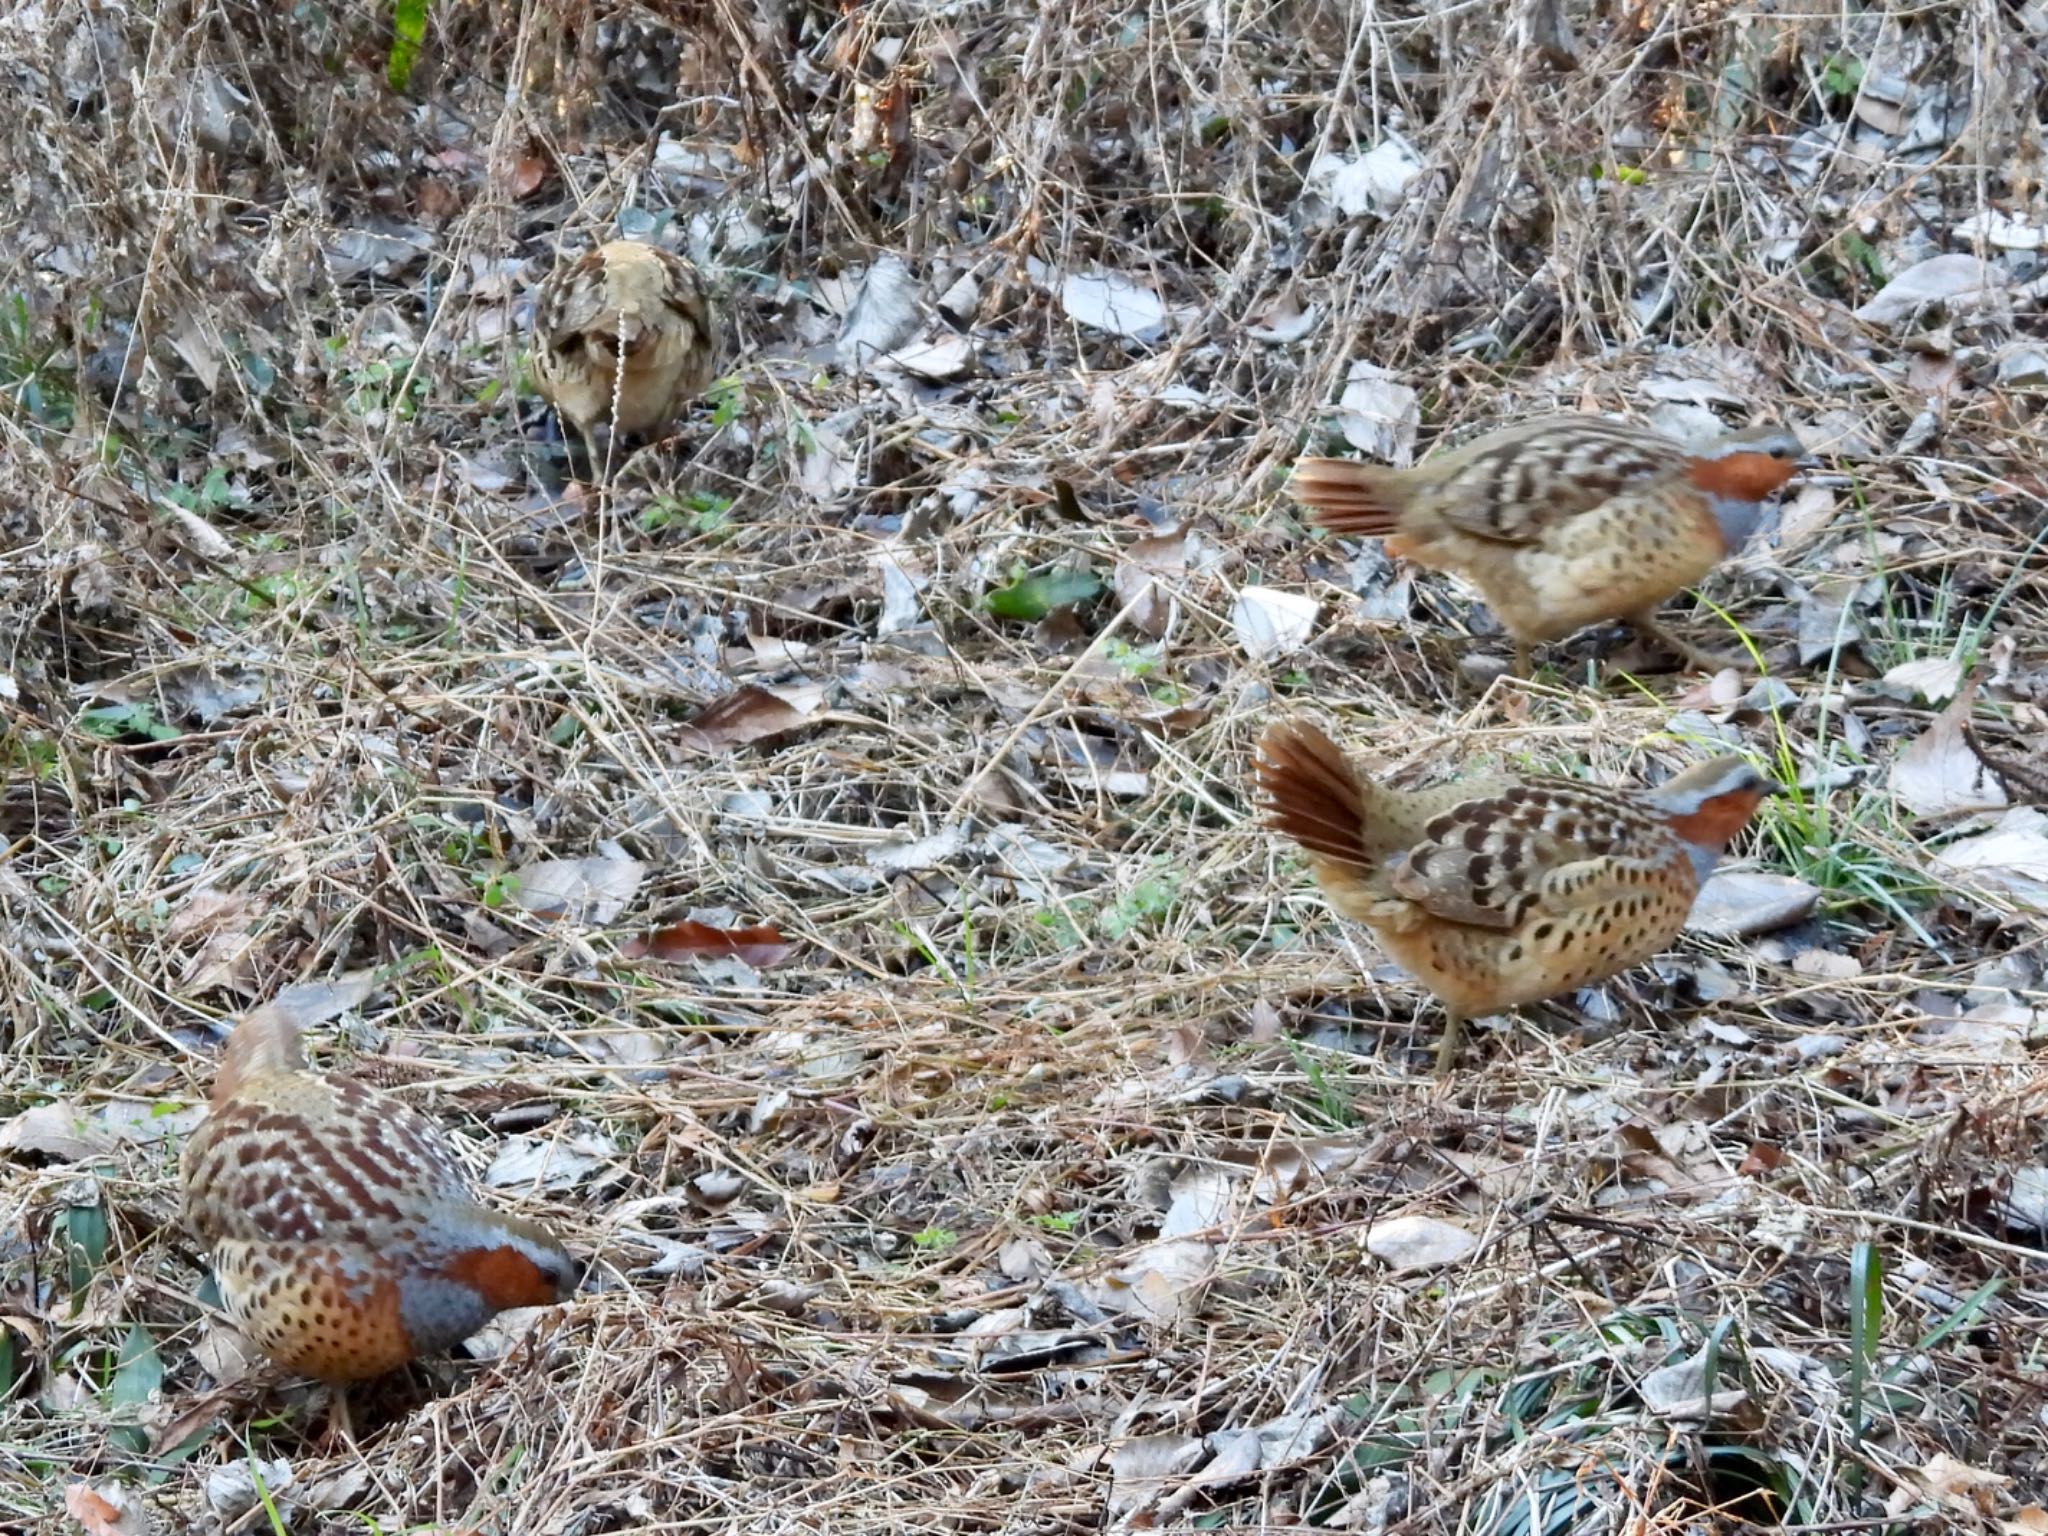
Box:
1255;718;1778;1070
180;1008;577;1386
1289;414;1807;676
532;238;720;478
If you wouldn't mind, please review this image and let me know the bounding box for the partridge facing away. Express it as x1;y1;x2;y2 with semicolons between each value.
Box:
1289;415;1806;676
532;238;720;476
180;1008;577;1390
1255;719;1778;1071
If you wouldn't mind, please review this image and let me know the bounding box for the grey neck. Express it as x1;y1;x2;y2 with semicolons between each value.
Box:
1709;493;1768;553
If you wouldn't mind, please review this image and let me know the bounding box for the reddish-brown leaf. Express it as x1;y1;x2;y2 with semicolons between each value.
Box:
678;686;812;752
1738;1142;1784;1177
622;921;796;969
508;154;548;199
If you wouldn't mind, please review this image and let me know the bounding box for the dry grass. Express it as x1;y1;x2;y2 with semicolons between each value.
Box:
4;0;2048;1531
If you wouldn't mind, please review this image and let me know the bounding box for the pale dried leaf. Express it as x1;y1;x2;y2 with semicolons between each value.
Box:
1160;1165;1234;1239
1333;362;1420;462
1791;949;1863;980
875;550;927;634
1882;655;1966;703
1638;1346;1748;1420
1891;682;2007;817
204;1458;293;1520
1775;483;1838;551
161;503;234;560
1105;1238;1214;1325
1304;140;1424;219
796;421;859;502
511;856;646;924
866;823;971;874
1106;1432;1208;1519
1230;585;1319;662
836;254;922;366
1935;808;2048;913
0;1102;112;1163
483;1130;614;1191
1854;255;2005;326
1060;271;1172;341
269;970;380;1031
1886;1452;2008;1518
1364;1214;1477;1271
882;332;976;380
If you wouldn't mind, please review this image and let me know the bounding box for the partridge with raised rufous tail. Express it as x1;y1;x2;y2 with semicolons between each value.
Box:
532;238;720;478
1255;719;1778;1071
180;1008;577;1392
1289;414;1806;676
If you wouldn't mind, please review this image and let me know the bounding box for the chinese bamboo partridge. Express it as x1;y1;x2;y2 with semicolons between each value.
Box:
532;238;720;477
1255;719;1778;1071
180;1008;577;1390
1289;415;1806;675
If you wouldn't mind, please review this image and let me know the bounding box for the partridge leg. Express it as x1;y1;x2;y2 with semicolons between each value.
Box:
315;1387;359;1455
1628;608;1743;673
1511;641;1534;680
1434;1009;1468;1076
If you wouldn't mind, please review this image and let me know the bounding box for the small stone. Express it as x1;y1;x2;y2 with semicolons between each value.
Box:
1686;871;1821;938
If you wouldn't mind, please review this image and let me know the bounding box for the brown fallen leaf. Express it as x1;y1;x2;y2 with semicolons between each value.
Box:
621;920;796;968
1738;1142;1783;1177
678;685;816;752
508;153;548;199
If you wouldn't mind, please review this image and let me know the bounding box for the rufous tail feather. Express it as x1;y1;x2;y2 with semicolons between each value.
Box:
1256;721;1377;873
1288;459;1409;538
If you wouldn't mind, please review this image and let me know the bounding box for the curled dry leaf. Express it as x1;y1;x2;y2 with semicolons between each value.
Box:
678;685;817;751
484;1130;614;1192
1303;139;1425;219
620;920;796;969
1113;528;1188;638
1882;655;1966;703
267;970;379;1031
1886;1452;2009;1519
507;153;547;198
1333;361;1420;462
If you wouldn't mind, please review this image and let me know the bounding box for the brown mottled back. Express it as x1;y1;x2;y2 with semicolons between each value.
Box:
180;1010;576;1385
1287;413;1807;674
1255;719;1777;1067
532;239;720;466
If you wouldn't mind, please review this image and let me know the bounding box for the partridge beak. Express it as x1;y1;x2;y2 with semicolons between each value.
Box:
1793;454;1822;472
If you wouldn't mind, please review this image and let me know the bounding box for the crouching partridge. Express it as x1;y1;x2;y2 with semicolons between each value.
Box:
532;238;720;477
1289;414;1806;676
1255;719;1778;1070
181;1008;577;1412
